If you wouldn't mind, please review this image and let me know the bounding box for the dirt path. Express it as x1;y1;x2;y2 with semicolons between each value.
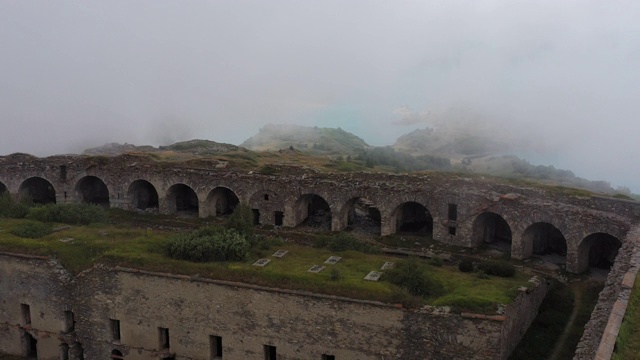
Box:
548;285;583;360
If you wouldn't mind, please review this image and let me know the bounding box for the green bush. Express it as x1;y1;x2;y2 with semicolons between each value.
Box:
314;236;330;248
27;203;108;225
428;257;443;267
327;233;379;253
11;221;52;239
477;260;515;278
166;227;249;262
385;258;444;298
458;259;474;273
225;203;254;239
0;193;32;218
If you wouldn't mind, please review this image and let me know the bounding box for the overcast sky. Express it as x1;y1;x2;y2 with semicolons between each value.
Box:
1;1;639;191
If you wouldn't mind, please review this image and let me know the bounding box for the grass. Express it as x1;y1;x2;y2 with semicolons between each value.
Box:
0;216;531;312
614;276;640;360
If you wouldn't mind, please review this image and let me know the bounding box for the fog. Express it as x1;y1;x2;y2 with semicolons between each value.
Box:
1;1;638;191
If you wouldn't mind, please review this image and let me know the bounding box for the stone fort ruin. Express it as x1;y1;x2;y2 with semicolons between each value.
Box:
1;153;639;359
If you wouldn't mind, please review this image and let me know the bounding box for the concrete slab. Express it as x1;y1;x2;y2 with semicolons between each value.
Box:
364;271;382;281
324;256;342;265
272;250;288;258
252;259;271;267
308;265;325;273
380;262;395;270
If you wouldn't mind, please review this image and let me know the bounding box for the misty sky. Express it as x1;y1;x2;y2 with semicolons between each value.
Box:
1;1;639;191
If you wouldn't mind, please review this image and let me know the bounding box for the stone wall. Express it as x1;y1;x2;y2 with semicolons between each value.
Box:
0;253;549;360
574;224;640;360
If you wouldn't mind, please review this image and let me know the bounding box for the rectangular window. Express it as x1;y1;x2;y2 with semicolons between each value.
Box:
159;327;170;349
264;345;277;360
321;355;335;360
448;226;457;236
252;209;260;225
448;204;458;221
110;319;121;341
210;335;222;359
20;304;31;325
60;165;67;180
64;310;75;333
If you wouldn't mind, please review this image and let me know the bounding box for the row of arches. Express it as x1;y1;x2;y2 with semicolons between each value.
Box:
2;176;623;273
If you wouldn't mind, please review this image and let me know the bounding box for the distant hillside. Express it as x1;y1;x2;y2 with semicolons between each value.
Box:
241;124;369;154
83;139;240;157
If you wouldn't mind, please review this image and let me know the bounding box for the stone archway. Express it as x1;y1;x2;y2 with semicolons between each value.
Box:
206;187;239;217
293;194;331;230
472;212;512;251
128;180;159;211
576;233;622;273
75;176;110;207
336;197;381;235
522;222;567;262
18;177;56;204
166;184;199;215
392;201;433;236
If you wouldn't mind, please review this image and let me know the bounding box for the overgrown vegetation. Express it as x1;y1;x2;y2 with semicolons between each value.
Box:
166;227;249;262
477;260;516;278
0;193;32;218
614;279;640;359
355;147;451;172
11;221;52;239
314;232;379;253
385;257;445;298
27;203;108;225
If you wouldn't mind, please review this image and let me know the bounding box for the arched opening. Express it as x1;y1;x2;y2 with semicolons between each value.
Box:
580;233;621;271
0;181;7;196
206;187;239;217
472;212;512;251
166;184;199;215
128;180;159;211
75;176;110;207
18;177;56;204
523;222;567;261
393;202;433;235
341;197;381;235
111;349;124;359
294;194;331;229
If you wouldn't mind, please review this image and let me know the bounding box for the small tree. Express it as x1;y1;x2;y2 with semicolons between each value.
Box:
225;203;254;239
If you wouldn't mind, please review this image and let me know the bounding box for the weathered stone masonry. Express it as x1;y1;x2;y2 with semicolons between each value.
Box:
1;154;638;274
0;253;548;360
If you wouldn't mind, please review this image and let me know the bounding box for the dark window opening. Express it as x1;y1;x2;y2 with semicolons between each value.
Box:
210;335;222;359
110;319;121;341
64;191;67;199
274;211;284;226
24;331;37;358
60;343;70;360
448;204;458;221
264;194;269;201
21;304;31;325
63;310;75;333
448;226;457;235
322;355;335;360
159;327;170;349
111;349;124;360
264;345;277;360
59;165;67;181
252;209;260;225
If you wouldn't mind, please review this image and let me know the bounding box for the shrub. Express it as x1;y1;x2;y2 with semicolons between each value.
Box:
11;221;52;239
0;193;32;218
314;236;330;248
458;259;474;273
166;227;249;262
327;233;379;253
27;203;108;225
330;268;342;281
385;258;444;298
477;260;516;278
225;203;254;239
428;257;443;267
